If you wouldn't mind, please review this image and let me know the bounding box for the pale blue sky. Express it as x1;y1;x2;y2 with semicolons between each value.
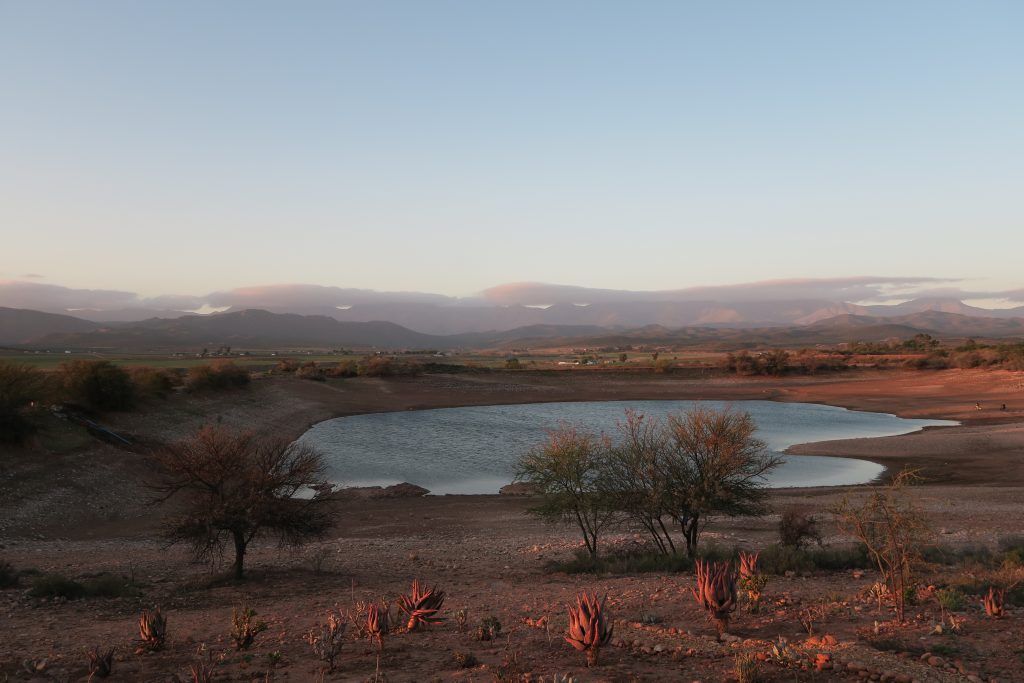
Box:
1;1;1022;300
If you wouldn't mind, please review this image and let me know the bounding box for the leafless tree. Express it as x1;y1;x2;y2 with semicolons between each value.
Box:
833;469;932;622
152;425;333;579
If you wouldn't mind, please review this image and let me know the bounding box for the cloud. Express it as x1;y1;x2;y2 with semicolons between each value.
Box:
21;273;45;279
205;284;455;309
3;278;1021;319
481;277;957;305
0;281;204;313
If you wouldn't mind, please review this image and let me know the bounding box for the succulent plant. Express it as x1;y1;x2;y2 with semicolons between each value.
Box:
692;559;738;635
983;585;1005;618
86;645;114;679
398;579;446;630
230;606;268;650
565;591;613;667
366;602;389;648
738;551;759;582
737;551;767;610
306;611;347;671
138;608;167;651
476;615;502;641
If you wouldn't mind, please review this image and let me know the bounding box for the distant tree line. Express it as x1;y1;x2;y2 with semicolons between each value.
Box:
0;358;252;444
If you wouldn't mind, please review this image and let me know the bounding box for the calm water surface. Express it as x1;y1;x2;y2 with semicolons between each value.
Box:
299;401;956;494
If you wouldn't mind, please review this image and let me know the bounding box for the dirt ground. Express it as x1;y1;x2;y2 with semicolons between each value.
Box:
1;368;1023;682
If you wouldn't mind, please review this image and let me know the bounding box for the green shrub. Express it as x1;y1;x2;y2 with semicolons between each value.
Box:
185;361;251;392
357;356;421;377
0;362;46;443
0;561;19;588
759;543;871;575
325;360;358;378
28;572;138;599
296;362;325;381
936;588;965;612
129;366;179;398
548;547;696;575
29;574;86;599
83;573;139;598
57;360;136;411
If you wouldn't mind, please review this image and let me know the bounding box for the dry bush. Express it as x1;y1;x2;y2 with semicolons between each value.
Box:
325;360;358;378
296;362;325;381
231;606;267;650
778;506;822;549
305;611;346;670
833;469;932;622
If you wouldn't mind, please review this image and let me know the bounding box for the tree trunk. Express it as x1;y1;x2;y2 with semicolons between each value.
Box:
232;530;247;579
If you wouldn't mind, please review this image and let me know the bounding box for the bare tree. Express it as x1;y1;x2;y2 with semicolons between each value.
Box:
832;469;932;622
153;425;333;579
516;424;617;559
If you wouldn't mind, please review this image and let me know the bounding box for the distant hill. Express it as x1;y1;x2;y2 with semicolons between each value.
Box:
30;309;448;350
7;306;1024;352
0;307;100;345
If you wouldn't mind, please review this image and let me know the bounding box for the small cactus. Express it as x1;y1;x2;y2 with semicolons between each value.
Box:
983;586;1005;618
565;591;613;667
692;559;738;635
86;645;114;679
138;608;167;651
398;579;446;630
366;602;389;648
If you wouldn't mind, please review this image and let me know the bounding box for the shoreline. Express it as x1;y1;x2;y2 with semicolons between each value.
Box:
314;401;951;496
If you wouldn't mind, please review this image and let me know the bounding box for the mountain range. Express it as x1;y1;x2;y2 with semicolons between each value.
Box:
2;303;1023;351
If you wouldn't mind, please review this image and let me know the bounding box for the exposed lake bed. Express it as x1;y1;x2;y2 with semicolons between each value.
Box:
300;400;956;494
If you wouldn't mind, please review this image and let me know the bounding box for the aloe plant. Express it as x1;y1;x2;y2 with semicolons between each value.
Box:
692;559;738;635
86;645;114;679
983;585;1005;618
398;579;446;630
366;602;389;648
138;608;167;651
565;591;613;667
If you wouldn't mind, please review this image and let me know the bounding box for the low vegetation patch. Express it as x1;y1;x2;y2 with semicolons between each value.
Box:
28;572;139;600
185;361;251;392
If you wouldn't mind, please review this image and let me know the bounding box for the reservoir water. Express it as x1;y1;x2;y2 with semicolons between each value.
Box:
299;400;956;494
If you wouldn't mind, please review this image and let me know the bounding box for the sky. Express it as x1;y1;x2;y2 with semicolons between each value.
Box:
1;1;1022;304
